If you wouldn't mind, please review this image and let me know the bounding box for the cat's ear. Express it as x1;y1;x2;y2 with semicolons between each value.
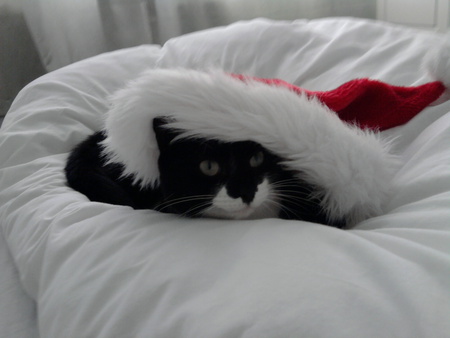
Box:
153;117;178;151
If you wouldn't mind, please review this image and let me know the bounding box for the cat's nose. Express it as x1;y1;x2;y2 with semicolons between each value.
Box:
240;191;255;205
226;183;256;205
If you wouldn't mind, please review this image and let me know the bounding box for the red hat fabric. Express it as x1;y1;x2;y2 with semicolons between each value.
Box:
232;75;447;131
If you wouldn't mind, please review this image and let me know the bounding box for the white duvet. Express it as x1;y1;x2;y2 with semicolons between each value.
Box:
1;18;449;337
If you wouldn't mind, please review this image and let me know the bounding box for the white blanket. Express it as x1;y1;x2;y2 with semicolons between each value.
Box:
0;18;449;337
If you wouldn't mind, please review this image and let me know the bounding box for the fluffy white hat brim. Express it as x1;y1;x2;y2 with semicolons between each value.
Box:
102;69;399;224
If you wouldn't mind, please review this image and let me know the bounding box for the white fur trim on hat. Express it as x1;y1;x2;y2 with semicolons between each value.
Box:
102;69;399;224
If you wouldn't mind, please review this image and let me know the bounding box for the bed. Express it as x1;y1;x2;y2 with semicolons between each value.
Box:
1;18;449;337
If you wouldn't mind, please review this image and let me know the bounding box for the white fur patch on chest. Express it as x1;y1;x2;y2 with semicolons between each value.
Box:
203;179;279;220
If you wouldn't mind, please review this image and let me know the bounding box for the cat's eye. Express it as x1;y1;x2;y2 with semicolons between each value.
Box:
249;151;264;167
199;160;220;176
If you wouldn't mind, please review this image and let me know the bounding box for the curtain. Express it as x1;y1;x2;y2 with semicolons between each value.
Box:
98;0;377;45
24;0;376;71
98;0;157;49
152;0;377;43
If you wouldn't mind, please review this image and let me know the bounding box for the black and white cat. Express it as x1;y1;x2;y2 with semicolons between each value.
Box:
65;118;340;226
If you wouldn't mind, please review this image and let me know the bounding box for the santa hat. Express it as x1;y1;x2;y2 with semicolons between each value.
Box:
232;75;447;131
102;45;449;224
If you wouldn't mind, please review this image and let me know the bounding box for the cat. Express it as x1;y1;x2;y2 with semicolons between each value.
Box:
65;117;342;227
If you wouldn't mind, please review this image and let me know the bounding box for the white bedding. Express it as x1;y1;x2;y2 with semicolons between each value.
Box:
1;18;449;337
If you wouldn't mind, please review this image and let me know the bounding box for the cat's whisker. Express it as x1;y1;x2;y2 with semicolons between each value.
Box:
183;202;214;218
271;192;319;212
270;177;306;184
262;198;284;211
268;194;318;218
263;197;298;218
273;191;318;206
270;177;314;186
271;182;315;194
155;194;213;207
156;200;200;213
272;188;315;199
157;196;212;210
272;189;312;197
155;194;214;213
270;178;302;184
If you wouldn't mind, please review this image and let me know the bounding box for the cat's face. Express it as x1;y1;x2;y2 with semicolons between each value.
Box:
153;118;332;224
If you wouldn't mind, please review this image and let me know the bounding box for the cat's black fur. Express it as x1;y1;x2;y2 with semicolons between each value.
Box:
65;118;342;227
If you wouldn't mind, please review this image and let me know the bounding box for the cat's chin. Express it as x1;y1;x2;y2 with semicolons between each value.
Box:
201;179;281;220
